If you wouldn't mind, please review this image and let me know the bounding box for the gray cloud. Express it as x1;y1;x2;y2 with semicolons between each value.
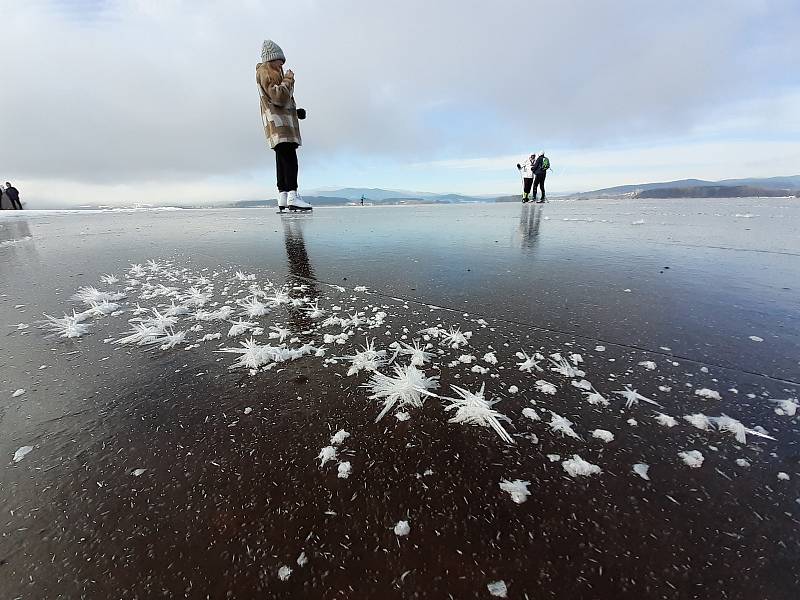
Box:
1;0;797;185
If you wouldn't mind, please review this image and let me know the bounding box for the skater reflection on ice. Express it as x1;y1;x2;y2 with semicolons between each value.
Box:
282;217;320;330
516;204;543;252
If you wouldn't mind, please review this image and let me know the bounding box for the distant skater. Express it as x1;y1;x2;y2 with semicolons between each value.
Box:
5;182;22;210
531;152;550;203
516;154;536;202
256;40;311;212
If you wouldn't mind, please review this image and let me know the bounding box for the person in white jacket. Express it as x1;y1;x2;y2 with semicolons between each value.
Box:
516;154;536;202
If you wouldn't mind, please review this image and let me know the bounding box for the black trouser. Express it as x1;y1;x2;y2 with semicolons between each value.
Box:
533;172;546;199
7;194;22;209
274;142;298;192
523;178;533;195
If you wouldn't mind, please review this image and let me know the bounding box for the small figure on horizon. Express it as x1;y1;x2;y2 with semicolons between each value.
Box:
360;194;365;206
531;152;550;203
256;40;312;213
516;154;536;202
4;182;22;210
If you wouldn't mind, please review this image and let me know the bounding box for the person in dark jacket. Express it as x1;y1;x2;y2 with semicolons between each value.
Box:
531;152;549;202
5;182;22;210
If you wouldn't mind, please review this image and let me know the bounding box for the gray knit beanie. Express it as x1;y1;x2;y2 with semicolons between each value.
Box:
261;40;286;63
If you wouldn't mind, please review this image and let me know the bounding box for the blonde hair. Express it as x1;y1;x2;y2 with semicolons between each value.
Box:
263;61;284;87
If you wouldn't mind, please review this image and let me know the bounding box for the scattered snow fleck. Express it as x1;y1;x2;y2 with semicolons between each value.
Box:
658;385;672;392
655;413;678;427
777;472;790;481
483;352;498;365
394;520;411;536
318;446;337;467
562;455;601;477
508;385;519;394
330;429;350;446
595;345;606;352
395;411;411;421
748;336;764;342
546;454;561;462
499;479;531;504
296;552;308;567
627;418;638;426
337;461;352;479
278;565;292;581
771;399;798;416
678;450;704;468
131;468;147;476
695;388;722;401
735;458;750;468
638;361;657;370
633;463;650;480
243;407;252;415
12;389;25;398
487;580;508;598
591;429;614;443
521;407;540;422
13;446;33;463
684;413;711;430
535;380;557;395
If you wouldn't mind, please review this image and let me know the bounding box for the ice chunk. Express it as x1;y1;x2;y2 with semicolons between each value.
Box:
521;407;540;422
318;446;337;467
13;446;33;463
330;429;351;446
499;479;531;504
131;468;147;476
535;380;557;395
632;463;650;480
12;389;25;398
562;455;601;477
654;413;677;427
394;520;411;536
278;565;292;581
337;461;352;479
591;429;614;443
695;388;721;401
487;580;508;598
678;450;704;468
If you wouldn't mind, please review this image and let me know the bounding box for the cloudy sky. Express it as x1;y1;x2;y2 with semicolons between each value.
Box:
1;0;799;206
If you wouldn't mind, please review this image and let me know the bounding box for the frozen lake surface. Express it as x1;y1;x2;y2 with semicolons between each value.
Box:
1;199;799;598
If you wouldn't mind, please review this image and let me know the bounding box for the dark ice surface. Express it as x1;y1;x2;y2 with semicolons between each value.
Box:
1;199;799;599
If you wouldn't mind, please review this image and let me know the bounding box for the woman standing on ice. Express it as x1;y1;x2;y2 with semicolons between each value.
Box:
256;40;312;212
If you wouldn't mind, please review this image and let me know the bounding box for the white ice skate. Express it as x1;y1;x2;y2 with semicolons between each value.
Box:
287;191;312;212
277;191;289;212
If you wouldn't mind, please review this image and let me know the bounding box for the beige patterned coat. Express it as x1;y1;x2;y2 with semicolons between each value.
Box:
256;62;302;148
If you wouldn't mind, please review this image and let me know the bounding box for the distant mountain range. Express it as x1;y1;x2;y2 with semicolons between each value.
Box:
572;175;800;199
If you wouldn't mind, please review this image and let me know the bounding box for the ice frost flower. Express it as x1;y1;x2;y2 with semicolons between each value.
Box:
516;351;543;373
535;380;557;395
654;412;678;427
396;339;434;366
770;398;798;416
227;319;258;337
440;383;514;444
549;356;586;378
613;385;661;408
340;338;387;376
71;286;126;305
499;479;531;503
364;364;439;422
562;455;601;477
113;323;162;346
238;295;270;318
710;415;775;444
40;313;91;339
440;327;471;348
547;411;581;439
683;413;711;430
302;300;325;319
217;338;291;370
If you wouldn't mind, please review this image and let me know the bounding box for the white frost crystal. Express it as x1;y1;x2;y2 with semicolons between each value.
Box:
487;580;508;598
562;455;601;477
13;446;33;463
695;388;722;401
394;520;411;536
535;380;557;395
499;479;531;503
548;412;581;439
364;364;439;422
591;429;614;443
678;450;704;468
278;565;292;581
318;446;337;467
441;383;514;444
632;463;650;480
330;429;350;446
654;413;678;427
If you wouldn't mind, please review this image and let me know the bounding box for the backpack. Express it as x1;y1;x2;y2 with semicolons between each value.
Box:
541;157;550;171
